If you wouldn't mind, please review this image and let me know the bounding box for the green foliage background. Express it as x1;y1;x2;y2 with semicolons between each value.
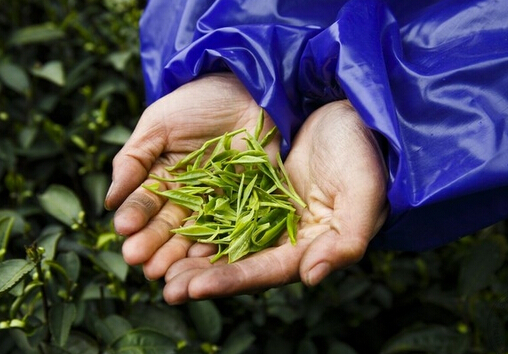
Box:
0;1;507;353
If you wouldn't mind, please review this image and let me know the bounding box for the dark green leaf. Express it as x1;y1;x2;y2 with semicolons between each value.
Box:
0;210;25;236
458;239;504;295
0;216;14;261
221;329;256;354
18;126;38;149
62;332;99;354
336;276;371;303
328;341;358;354
31;60;65;86
107;51;133;71
475;300;506;353
38;184;84;227
297;339;319;354
94;315;132;346
0;62;30;95
49;302;77;347
92;79;128;102
36;225;64;261
8;23;65;45
381;325;469;354
57;251;81;282
127;304;189;341
9;327;46;354
188;300;222;343
112;329;176;354
93;250;129;281
83;172;109;216
101;125;132;145
0;259;35;294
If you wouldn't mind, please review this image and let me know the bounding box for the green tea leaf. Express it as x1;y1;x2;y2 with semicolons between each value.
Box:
172;224;232;238
254;108;264;140
251;216;287;249
238;174;258;215
286;210;298;244
227;155;268;165
156;169;210;184
260;125;278;148
227;223;256;262
147;109;305;263
159;189;204;211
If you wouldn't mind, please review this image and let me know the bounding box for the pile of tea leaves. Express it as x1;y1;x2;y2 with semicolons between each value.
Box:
144;110;306;263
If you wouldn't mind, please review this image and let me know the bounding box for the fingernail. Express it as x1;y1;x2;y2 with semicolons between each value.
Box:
306;262;331;287
104;181;114;210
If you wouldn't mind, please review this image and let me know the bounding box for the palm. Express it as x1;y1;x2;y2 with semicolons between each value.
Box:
105;73;280;280
161;100;388;304
283;100;387;269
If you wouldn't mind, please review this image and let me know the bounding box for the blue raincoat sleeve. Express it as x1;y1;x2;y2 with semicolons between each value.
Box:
139;0;508;251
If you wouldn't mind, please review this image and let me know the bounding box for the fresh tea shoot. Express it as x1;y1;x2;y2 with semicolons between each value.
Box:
144;109;306;263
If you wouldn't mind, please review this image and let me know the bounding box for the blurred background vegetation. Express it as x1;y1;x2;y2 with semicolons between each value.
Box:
0;0;507;353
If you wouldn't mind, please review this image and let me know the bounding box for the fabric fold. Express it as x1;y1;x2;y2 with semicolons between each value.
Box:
139;0;508;250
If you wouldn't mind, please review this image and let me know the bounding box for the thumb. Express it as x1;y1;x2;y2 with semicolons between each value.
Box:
104;106;167;211
299;179;388;286
299;226;370;287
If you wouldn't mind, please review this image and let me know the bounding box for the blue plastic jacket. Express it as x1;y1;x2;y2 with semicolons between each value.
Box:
139;0;508;251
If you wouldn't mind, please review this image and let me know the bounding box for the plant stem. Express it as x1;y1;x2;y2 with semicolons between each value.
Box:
36;261;51;343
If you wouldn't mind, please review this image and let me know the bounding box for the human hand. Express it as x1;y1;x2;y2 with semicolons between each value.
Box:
104;73;280;280
162;100;389;304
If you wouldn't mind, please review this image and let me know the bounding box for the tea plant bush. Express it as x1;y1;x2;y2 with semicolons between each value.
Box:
0;1;506;353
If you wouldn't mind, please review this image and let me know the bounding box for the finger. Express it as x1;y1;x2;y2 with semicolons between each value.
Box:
142;234;194;280
299;228;368;287
163;240;310;304
113;181;167;237
112;155;183;236
105;105;168;211
299;180;389;287
121;198;189;266
187;242;218;257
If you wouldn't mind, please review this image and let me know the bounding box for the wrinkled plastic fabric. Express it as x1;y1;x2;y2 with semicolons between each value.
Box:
139;0;508;251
